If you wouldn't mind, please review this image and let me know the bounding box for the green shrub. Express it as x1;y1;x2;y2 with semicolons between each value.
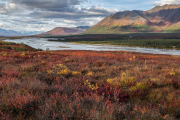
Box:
14;47;27;51
0;46;12;49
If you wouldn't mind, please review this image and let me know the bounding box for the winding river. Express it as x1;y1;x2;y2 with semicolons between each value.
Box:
3;38;180;56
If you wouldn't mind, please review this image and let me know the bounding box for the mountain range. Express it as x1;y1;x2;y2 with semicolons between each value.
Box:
2;4;180;36
38;26;90;36
0;29;42;36
84;4;180;34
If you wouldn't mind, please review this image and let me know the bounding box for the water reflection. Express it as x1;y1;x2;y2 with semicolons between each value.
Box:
3;38;180;56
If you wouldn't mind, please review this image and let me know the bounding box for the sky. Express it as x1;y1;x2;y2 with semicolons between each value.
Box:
0;0;180;32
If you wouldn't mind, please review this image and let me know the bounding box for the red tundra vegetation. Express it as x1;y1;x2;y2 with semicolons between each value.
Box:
1;41;180;119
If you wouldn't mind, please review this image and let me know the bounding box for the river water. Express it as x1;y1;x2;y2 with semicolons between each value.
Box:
3;38;180;56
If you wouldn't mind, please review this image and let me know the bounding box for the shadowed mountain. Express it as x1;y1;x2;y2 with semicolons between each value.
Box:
76;26;90;29
38;26;90;36
84;4;180;34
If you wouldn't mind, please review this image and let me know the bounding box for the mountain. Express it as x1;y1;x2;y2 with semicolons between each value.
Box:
19;31;43;35
84;4;180;34
76;26;90;29
39;26;90;36
0;28;43;36
0;29;24;36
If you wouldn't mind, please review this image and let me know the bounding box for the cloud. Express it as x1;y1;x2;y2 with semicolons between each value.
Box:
29;6;118;19
8;0;88;12
87;6;119;14
0;2;23;14
0;23;4;26
154;0;180;6
0;0;119;32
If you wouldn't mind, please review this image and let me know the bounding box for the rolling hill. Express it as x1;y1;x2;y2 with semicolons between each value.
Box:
84;4;180;34
38;26;90;36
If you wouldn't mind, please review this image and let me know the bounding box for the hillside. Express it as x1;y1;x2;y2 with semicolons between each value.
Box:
38;27;90;36
84;4;180;34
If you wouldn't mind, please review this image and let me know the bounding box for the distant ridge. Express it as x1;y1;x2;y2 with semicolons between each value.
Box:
0;29;24;36
0;28;42;36
38;26;90;36
76;26;90;29
84;4;180;34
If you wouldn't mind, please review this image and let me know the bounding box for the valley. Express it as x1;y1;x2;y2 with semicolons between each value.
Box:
1;2;180;120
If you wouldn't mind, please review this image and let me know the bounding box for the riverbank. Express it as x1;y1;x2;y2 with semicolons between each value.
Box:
0;37;6;40
0;36;29;41
58;38;180;50
0;41;42;51
4;38;180;56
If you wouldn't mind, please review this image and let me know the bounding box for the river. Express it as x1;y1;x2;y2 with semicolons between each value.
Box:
3;38;180;56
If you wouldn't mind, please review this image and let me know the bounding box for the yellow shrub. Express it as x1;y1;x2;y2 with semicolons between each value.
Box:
136;82;147;90
107;78;112;84
3;53;7;57
169;69;176;76
129;86;137;91
121;72;135;86
106;77;121;86
72;71;81;75
57;68;70;75
20;52;25;57
65;58;70;62
107;72;136;87
86;71;93;76
47;70;53;75
51;63;71;75
84;80;98;90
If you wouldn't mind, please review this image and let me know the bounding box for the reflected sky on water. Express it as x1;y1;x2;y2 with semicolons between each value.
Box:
3;38;180;56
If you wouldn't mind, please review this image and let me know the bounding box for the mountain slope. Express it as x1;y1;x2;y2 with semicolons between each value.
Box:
39;26;89;36
84;4;180;34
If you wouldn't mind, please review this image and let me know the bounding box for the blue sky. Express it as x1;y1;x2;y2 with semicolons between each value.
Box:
82;0;155;11
0;0;179;32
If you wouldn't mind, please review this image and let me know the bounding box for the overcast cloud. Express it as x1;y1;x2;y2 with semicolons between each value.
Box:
154;0;180;6
0;0;179;32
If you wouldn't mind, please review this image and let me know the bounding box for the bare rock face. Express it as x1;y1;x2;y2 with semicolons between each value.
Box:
84;4;180;34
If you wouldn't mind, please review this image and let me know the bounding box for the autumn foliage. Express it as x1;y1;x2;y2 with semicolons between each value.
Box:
1;41;180;119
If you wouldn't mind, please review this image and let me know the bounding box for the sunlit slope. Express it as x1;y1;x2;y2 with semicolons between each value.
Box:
84;4;180;34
